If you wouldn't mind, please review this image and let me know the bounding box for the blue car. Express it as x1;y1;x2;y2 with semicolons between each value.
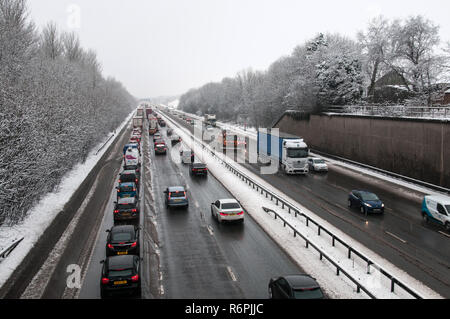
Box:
164;186;189;208
116;182;138;199
348;190;384;214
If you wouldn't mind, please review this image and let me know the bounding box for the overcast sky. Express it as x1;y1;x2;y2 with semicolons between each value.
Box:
27;0;450;99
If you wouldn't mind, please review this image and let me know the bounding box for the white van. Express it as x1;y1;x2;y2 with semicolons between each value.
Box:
180;150;193;164
421;194;450;231
124;148;140;167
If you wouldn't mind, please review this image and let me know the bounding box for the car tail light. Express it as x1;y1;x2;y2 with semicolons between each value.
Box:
135;179;138;183
131;275;139;282
107;244;113;249
114;210;119;213
131;209;137;213
131;242;137;248
118;179;121;183
101;278;109;285
220;212;227;216
237;211;244;215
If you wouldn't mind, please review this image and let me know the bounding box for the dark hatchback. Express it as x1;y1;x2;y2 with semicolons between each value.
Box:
113;197;140;222
100;255;141;298
269;275;324;299
189;162;208;177
119;170;140;189
348;190;384;214
106;225;140;257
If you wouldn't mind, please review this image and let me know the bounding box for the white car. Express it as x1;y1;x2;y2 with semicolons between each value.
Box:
211;199;244;223
308;157;328;172
153;132;162;140
124;148;140;167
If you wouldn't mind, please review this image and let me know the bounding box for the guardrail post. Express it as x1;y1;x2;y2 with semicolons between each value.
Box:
318;226;321;236
348;248;352;259
332;236;335;247
391;279;396;293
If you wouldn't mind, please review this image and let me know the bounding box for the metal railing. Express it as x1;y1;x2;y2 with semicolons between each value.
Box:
327;105;450;120
162;109;425;299
0;237;24;260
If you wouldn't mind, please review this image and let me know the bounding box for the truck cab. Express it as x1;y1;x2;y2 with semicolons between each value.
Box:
281;139;309;174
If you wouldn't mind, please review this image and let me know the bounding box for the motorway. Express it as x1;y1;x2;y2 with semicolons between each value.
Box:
161;108;450;298
76;116;306;298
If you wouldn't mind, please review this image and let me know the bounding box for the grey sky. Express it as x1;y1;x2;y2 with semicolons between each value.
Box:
27;0;450;99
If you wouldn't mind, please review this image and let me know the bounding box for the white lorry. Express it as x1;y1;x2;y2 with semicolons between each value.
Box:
257;130;309;174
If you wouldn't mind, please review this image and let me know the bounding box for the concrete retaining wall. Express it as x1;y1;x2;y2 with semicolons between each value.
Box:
273;114;450;188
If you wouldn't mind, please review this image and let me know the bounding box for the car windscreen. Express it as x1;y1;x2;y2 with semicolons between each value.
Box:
108;269;133;278
170;191;185;198
193;164;206;168
221;202;241;209
314;159;325;164
361;193;379;201
293;288;324;299
111;232;133;242
445;205;450;214
287;148;309;158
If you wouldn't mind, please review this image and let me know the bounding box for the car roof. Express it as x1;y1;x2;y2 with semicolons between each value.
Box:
111;225;136;233
425;194;450;205
107;255;135;269
219;199;239;204
168;186;185;192
121;170;136;175
283;274;320;289
118;197;136;204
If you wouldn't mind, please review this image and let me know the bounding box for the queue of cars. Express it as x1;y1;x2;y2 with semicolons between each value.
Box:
100;125;143;299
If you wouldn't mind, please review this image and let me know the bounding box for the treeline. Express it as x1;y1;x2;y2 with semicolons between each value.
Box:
179;15;450;127
0;0;136;225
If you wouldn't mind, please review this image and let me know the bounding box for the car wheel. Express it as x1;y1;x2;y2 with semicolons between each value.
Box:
422;213;429;223
360;205;366;215
348;199;352;208
445;222;450;232
268;286;273;299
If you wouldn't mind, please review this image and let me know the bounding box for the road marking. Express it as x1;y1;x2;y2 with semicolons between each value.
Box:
438;231;450;238
206;225;214;236
226;266;237;282
385;231;407;244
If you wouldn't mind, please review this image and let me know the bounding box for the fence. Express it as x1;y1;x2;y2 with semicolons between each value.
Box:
0;237;24;260
327;105;450;119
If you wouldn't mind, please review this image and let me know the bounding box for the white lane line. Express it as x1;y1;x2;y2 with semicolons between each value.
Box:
438;231;450;238
206;225;214;236
385;231;407;244
226;266;237;282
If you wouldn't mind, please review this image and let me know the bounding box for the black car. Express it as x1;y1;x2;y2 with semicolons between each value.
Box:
189;162;208;177
269;275;324;299
167;128;173;136
171;135;181;145
113;196;140;223
348;190;384;214
159;120;166;127
119;170;140;189
100;255;141;298
106;225;140;257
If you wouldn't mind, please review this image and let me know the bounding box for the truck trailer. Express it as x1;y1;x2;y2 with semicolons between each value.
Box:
257;130;309;174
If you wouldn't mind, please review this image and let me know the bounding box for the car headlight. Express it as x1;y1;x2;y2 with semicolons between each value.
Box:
381;203;384;207
365;203;372;208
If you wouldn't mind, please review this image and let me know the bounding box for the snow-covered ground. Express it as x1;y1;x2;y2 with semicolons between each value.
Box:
161;111;443;299
0;111;135;289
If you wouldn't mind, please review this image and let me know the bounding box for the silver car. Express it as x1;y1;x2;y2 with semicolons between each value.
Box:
308;157;328;172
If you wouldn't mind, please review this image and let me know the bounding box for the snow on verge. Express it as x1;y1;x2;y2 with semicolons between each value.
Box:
0;111;135;289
